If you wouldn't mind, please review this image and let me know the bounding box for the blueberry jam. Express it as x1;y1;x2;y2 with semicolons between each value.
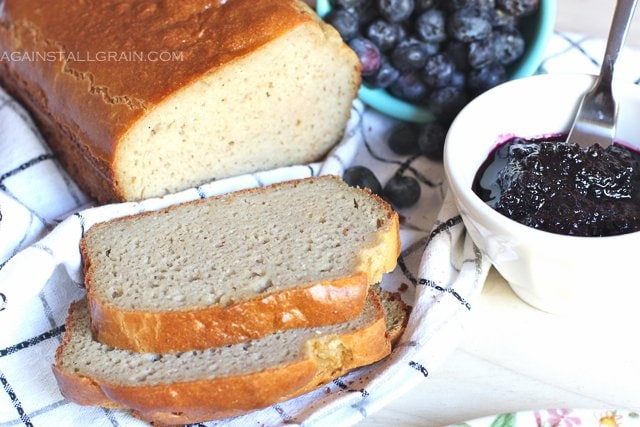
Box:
473;135;640;237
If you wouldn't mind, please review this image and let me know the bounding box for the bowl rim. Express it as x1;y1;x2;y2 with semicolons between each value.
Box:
316;0;558;123
444;73;640;243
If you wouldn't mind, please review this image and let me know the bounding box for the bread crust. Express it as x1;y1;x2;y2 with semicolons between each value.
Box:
0;0;358;203
52;294;391;425
80;176;401;353
88;274;370;353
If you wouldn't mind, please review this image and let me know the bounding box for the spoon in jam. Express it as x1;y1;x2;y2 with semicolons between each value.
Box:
566;0;638;149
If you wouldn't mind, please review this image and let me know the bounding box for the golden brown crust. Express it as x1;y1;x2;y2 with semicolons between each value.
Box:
79;176;401;353
54;354;318;424
0;0;348;203
88;274;370;353
101;360;318;422
1;0;313;155
51;364;121;409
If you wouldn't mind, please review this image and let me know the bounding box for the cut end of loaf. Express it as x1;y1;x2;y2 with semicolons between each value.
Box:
115;19;359;201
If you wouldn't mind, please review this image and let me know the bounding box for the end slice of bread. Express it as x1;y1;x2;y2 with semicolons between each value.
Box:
372;284;412;346
82;176;400;353
52;290;391;425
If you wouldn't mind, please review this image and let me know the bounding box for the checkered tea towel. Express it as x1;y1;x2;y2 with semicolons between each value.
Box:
1;32;639;427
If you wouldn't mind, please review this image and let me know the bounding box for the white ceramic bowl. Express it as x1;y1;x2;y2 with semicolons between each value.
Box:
444;73;640;314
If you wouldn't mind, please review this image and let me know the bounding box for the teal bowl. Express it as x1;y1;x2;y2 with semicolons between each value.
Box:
317;0;557;123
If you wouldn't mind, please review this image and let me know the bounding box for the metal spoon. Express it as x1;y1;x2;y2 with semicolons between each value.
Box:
566;0;638;149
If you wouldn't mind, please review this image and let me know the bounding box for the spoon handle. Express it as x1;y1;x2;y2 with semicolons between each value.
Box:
566;0;638;148
599;0;638;87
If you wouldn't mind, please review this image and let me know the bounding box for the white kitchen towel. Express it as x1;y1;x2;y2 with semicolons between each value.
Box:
0;32;639;427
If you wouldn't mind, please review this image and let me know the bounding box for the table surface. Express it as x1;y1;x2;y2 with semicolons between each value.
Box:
360;1;640;426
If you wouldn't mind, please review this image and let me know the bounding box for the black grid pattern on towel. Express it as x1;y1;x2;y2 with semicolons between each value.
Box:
1;31;640;427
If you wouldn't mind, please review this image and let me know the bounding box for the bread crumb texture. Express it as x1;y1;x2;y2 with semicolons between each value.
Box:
83;177;397;311
117;21;359;200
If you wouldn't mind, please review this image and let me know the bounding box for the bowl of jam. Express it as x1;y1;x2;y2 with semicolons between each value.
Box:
444;73;640;313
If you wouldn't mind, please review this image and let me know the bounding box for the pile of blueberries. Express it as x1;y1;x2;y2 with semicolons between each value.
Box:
333;0;539;209
326;0;538;119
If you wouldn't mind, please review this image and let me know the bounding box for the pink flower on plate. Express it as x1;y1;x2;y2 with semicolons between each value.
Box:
534;409;582;427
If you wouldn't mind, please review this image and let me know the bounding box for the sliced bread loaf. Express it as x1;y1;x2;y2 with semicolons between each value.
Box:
0;0;360;203
82;176;400;352
53;291;391;425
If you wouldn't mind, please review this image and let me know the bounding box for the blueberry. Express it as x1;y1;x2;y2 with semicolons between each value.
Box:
417;122;448;160
415;9;447;44
389;71;428;103
421;53;454;88
450;70;466;89
343;166;383;195
496;0;539;17
447;7;493;42
346;2;380;25
383;175;421;208
377;0;415;23
418;38;440;56
364;58;400;88
333;0;371;8
478;0;497;8
326;9;360;41
492;28;525;65
467;62;507;96
391;38;429;71
467;37;495;69
349;37;383;76
427;86;468;122
491;8;519;29
415;0;442;11
387;123;420;155
366;19;405;52
443;0;495;14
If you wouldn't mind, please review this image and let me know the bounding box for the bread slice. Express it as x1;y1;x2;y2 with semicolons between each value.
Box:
82;176;400;353
52;291;391;425
372;284;412;346
128;288;411;426
0;0;360;203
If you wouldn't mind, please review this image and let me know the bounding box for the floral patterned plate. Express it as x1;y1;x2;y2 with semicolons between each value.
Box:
448;409;640;427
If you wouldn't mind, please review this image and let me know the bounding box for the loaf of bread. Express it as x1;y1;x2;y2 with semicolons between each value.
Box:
53;290;396;425
0;0;360;203
82;176;400;353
